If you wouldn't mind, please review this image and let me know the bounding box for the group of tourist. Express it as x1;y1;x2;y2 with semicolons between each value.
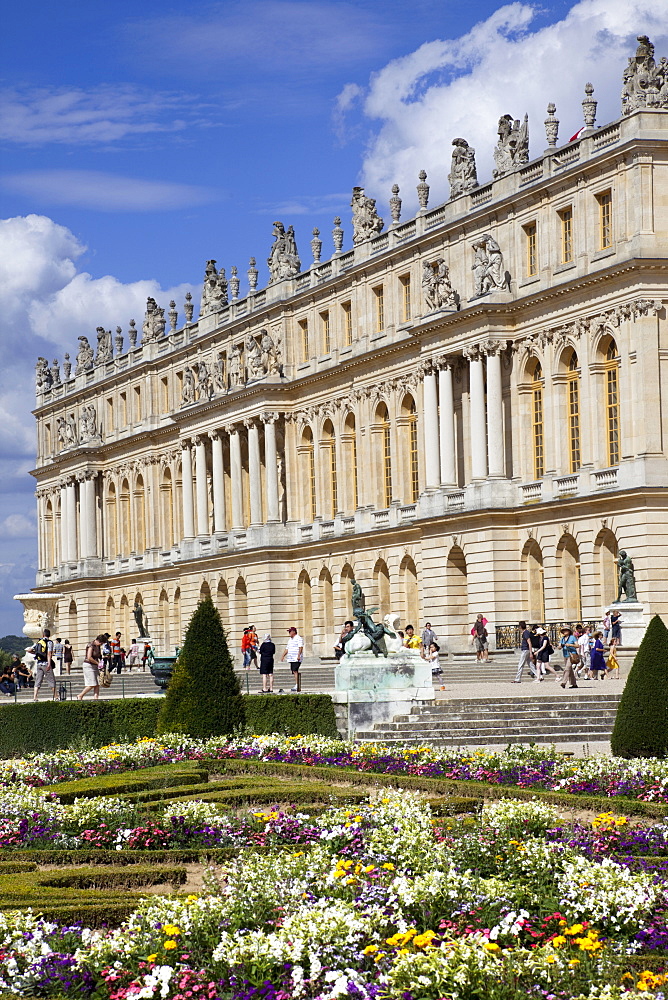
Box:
514;620;620;686
240;626;304;694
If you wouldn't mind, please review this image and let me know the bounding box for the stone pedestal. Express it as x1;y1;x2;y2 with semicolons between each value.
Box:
332;650;435;739
607;602;648;648
13;591;66;672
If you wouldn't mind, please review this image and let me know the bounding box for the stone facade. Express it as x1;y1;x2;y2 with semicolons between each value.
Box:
30;40;668;658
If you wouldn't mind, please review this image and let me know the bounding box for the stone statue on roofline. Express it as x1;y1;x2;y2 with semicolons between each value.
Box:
267;221;301;283
142;297;166;344
200;259;228;316
493;113;529;178
351;187;384;245
622;35;668;113
35;357;52;392
95;327;113;365
448;138;478;199
75;336;94;375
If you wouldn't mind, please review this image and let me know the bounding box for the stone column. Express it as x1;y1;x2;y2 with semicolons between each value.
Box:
262;413;280;523
180;440;195;540
226;424;244;529
65;478;78;561
79;472;98;559
59;483;68;565
245;418;263;525
194;435;209;535
422;368;440;490
438;359;457;486
465;346;487;480
209;430;226;533
484;341;505;478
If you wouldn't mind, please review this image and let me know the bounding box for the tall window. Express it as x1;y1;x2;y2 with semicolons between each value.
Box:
302;428;316;521
531;362;545;480
597;191;612;249
373;285;385;333
345;412;358;510
320;310;330;354
566;351;581;473
120;392;128;427
134;385;141;422
342;301;353;346
323;420;337;518
106;397;114;432
298;319;309;362
161;377;169;412
378;404;392;507
524;223;537;276
559;207;573;263
400;274;411;322
604;339;620;466
407;398;419;502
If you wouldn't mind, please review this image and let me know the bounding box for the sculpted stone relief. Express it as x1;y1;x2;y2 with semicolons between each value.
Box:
142;297;166;344
492;114;529;178
448;138;478;199
351;187;384;245
200;260;228;316
422;259;458;312
267;221;301;283
622;36;668;114
471;234;507;296
518;298;663;361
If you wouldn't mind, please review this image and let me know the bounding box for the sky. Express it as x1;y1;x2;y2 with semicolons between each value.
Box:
1;0;667;636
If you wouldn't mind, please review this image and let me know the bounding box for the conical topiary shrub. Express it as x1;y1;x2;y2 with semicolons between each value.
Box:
156;597;245;738
611;614;668;758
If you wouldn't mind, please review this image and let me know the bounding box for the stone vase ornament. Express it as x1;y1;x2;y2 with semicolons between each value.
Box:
14;592;65;670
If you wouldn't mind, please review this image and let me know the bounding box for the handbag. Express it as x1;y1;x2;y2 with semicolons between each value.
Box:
100;669;112;688
569;652;581;665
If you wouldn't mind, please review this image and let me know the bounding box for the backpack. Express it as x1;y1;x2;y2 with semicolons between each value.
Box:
33;638;49;662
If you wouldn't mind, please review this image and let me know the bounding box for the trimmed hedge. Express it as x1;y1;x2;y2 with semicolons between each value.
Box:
0;693;338;756
49;762;209;802
611;614;668;758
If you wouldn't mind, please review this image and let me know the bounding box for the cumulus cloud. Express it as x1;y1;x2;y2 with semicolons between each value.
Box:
337;0;668;207
254;192;349;216
0;84;217;146
2;170;218;212
0;514;36;539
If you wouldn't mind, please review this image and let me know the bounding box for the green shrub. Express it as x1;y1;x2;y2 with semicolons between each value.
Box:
49;763;209;802
244;693;338;738
157;598;245;738
611;614;668;758
0;699;161;757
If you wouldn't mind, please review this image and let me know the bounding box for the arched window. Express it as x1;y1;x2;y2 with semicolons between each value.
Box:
200;581;211;602
298;570;312;650
400;556;419;627
216;579;228;621
319;568;333;640
234;577;248;631
301;427;317;522
530;362;544;479
344;413;358;510
565;350;580;473
159;590;170;650
595;528;618;608
339;563;354;619
44;500;54;568
523;540;545;622
173;588;182;648
446;546;468;648
558;535;581;620
401;395;419;503
322;420;337;519
119;479;131;555
106;482;118;556
604;338;620;466
374;559;390;617
120;594;130;640
377;404;392;508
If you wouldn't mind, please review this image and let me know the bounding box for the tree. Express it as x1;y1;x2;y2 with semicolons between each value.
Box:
156;597;245;737
611;614;668;758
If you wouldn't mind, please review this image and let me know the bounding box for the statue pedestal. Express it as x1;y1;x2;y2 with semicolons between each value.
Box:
607;602;648;649
332;650;435;739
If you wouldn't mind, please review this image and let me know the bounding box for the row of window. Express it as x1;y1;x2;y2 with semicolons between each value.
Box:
523;190;612;277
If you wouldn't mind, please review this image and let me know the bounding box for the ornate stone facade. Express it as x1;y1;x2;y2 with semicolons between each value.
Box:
29;38;668;660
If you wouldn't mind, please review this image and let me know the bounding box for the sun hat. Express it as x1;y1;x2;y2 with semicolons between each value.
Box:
536;627;547;635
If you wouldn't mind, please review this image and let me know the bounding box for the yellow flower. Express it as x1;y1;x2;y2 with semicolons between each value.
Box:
363;945;378;955
163;925;181;936
545;955;557;964
163;940;177;950
413;931;437;950
382;863;395;871
564;924;584;936
551;936;566;949
483;942;500;952
147;954;158;963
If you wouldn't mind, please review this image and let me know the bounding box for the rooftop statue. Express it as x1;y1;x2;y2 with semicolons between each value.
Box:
75;336;94;375
35;357;52;392
142;297;166;344
267;221;301;283
95;327;113;365
200;260;228;316
351;187;384;245
493;113;529;178
622;35;668;114
422;258;457;312
448;138;478;199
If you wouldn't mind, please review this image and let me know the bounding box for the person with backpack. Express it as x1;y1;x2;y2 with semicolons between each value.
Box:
78;634;103;700
534;628;558;680
28;629;57;702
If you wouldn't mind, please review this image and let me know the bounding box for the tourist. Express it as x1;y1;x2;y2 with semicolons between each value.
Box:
28;629;57;702
576;625;592;679
334;621;353;660
471;613;489;662
241;628;254;669
421;622;438;651
126;639;139;670
78;635;103;700
259;633;276;693
590;630;607;680
403;625;421;650
101;635;112;672
602;610;611;642
512;621;534;683
63;639;73;675
248;625;259;669
610;609;622;648
534;628;558;681
111;631;123;673
559;627;579;689
0;663;15;696
421;641;443;681
13;655;31;689
52;637;64;676
281;626;304;692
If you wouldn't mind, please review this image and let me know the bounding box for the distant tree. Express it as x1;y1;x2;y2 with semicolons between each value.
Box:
156;597;245;738
611;614;668;758
0;635;29;657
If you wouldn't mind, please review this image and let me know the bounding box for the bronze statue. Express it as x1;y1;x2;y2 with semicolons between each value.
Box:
341;578;397;656
616;550;638;602
133;601;149;638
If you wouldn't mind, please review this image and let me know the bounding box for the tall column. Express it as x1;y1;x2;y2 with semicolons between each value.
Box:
438;360;457;486
485;342;505;478
194;435;209;535
59;483;68;564
79;472;98;559
180;440;195;540
465;346;488;480
262;413;280;522
246;418;263;525
65;478;77;561
422;368;440;490
227;424;244;529
209;430;226;533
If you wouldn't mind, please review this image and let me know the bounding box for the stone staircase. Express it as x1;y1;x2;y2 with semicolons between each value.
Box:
355;691;622;746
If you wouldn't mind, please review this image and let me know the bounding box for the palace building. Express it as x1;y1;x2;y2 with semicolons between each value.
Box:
31;37;668;657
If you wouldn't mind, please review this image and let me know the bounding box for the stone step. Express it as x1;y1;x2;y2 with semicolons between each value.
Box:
355;732;611;746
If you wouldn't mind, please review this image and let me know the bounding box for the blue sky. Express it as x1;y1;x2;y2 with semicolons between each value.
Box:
0;0;666;635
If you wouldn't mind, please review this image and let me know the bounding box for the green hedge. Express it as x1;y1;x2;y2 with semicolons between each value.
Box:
0;693;338;756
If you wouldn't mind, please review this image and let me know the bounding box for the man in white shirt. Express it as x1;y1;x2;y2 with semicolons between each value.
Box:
281;627;304;692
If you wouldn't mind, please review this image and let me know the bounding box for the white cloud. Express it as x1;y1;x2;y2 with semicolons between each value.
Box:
339;0;668;208
0;514;36;539
2;170;218;212
0;84;217;146
254;192;349;216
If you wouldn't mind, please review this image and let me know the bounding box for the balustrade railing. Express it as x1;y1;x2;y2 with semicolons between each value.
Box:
495;620;600;650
